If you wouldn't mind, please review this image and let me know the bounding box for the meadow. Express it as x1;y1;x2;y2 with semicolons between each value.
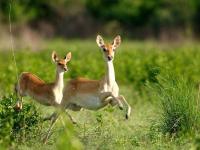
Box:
0;39;200;149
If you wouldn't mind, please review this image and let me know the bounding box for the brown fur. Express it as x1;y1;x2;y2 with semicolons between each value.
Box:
64;77;101;97
16;51;72;107
62;35;131;119
18;72;55;106
103;44;113;57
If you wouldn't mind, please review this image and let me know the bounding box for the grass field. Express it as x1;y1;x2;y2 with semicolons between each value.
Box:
1;39;200;149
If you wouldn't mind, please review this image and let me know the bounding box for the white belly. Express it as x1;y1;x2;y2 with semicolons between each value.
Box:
73;94;104;110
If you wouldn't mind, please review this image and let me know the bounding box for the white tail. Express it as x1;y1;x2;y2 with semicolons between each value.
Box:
63;35;131;119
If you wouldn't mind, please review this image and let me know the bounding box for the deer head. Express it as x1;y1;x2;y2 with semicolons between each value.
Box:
52;51;72;73
96;35;121;62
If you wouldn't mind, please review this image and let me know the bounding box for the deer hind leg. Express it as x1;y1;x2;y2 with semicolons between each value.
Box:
43;112;59;144
65;104;82;124
118;95;131;119
67;103;82;111
43;112;57;121
13;83;23;110
65;110;77;124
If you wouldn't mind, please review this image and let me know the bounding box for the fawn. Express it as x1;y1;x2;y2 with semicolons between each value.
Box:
16;51;71;108
62;35;131;119
15;51;72;143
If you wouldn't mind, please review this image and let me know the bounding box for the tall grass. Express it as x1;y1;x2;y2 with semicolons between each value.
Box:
155;75;200;135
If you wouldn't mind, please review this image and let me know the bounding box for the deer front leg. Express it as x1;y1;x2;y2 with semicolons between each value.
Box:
118;95;131;119
102;92;124;110
110;97;124;110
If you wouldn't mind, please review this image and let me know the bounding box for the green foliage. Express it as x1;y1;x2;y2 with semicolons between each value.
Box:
154;75;200;135
192;137;200;150
86;0;159;25
0;0;69;23
56;119;83;150
1;40;200;149
86;0;198;34
0;95;43;147
1;0;200;37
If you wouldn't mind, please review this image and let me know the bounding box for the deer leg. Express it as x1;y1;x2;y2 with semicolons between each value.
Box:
118;95;131;119
65;103;82;124
102;92;124;110
104;96;112;103
110;97;124;110
108;95;124;110
65;110;77;124
114;97;124;110
14;97;23;111
43;112;57;121
14;83;23;110
43;112;59;144
67;103;82;111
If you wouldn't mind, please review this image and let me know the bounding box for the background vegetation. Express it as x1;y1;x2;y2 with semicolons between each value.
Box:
0;40;200;149
1;0;200;149
0;0;200;39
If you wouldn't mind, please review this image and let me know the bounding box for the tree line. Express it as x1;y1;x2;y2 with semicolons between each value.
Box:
0;0;200;39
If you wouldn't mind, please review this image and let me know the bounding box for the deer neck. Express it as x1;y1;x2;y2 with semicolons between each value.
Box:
54;69;64;92
105;61;115;86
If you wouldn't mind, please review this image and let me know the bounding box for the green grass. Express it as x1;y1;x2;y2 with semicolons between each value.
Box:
156;76;200;135
0;39;200;149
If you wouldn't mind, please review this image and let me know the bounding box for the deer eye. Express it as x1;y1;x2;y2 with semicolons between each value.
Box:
103;48;106;52
58;63;62;66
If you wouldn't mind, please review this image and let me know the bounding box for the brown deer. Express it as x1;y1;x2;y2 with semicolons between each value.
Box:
62;35;131;120
16;51;71;107
15;51;72;143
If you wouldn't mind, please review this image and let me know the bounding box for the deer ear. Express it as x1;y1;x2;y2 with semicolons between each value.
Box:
65;52;71;62
52;51;58;62
96;35;105;48
112;35;121;49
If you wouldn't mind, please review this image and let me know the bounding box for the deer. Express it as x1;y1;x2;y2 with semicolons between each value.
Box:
62;35;131;121
15;51;72;143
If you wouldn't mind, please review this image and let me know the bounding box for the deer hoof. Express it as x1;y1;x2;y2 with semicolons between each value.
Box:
119;106;123;110
125;114;129;120
14;101;23;111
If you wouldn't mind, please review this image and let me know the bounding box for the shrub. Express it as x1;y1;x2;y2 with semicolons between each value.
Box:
0;95;43;147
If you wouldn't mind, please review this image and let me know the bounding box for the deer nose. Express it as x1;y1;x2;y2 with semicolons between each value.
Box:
107;56;113;61
64;67;68;71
